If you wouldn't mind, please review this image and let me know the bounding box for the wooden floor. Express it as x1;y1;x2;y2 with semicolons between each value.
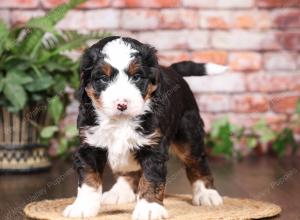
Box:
0;156;299;220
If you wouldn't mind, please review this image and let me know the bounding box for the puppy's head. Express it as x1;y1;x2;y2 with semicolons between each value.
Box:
79;36;159;118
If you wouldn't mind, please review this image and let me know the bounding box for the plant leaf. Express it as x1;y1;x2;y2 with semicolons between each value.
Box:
296;99;300;115
25;74;54;91
0;20;9;53
64;125;78;138
48;96;63;124
6;69;33;84
246;137;258;149
3;83;27;110
58;137;68;155
0;79;4;92
40;126;59;139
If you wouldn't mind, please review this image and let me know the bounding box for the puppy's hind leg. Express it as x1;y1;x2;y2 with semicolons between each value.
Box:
102;171;141;204
172;110;223;207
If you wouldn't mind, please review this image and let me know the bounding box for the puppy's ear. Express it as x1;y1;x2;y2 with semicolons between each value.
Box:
77;47;103;102
150;67;160;87
139;44;158;68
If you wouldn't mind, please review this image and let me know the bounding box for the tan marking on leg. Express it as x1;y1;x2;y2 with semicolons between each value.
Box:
138;175;165;205
171;142;214;188
84;169;102;189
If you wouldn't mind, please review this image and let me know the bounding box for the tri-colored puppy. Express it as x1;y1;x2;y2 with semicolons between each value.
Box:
63;36;226;220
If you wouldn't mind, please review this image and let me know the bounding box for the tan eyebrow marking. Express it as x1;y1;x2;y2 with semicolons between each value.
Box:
102;63;112;76
128;60;140;76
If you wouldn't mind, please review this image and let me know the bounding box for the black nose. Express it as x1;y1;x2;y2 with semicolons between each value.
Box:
117;103;127;111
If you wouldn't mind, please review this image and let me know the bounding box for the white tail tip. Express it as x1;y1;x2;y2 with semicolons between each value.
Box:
206;63;228;75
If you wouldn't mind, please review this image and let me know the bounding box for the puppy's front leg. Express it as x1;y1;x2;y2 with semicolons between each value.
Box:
63;145;107;218
133;140;169;220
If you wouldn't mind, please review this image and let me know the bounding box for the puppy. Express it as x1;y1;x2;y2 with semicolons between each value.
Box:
63;36;226;219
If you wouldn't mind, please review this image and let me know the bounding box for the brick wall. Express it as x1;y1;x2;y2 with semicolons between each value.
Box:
1;0;300;130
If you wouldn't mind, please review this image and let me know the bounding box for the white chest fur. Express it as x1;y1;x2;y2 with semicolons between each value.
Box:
84;117;157;172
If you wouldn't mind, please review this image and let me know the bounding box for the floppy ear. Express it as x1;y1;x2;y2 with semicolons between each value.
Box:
150;67;160;87
77;47;103;103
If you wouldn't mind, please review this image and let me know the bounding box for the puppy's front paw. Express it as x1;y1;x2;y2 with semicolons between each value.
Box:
102;189;136;204
63;184;102;218
63;201;100;218
192;180;223;206
102;176;136;204
132;199;168;220
193;188;223;206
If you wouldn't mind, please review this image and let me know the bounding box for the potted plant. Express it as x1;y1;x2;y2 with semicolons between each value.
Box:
0;0;109;172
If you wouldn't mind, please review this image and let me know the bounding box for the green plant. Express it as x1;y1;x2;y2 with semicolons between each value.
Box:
0;0;109;112
0;0;110;156
207;99;300;158
206;117;235;158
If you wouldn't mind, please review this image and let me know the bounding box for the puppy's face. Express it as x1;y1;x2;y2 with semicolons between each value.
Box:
82;37;158;118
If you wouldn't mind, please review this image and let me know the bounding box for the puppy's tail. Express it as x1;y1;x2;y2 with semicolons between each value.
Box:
169;61;228;77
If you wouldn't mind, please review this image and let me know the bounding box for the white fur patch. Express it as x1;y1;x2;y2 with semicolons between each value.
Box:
102;38;137;72
63;184;102;218
100;71;151;117
205;63;228;75
132;199;169;220
84;116;158;172
102;176;136;204
192;180;223;206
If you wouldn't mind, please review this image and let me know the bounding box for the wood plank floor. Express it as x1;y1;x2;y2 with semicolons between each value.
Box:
0;156;299;220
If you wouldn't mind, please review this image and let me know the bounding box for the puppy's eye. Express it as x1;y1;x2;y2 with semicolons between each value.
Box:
95;75;109;83
132;74;142;82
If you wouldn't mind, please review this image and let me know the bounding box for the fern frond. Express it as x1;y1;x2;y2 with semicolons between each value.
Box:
19;0;86;56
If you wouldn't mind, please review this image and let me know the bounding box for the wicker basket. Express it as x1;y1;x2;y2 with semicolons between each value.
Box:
0;106;51;173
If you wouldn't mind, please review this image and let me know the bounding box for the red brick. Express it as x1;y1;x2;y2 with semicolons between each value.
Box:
78;0;110;8
0;0;38;8
194;94;231;112
137;30;188;50
160;9;198;29
185;73;246;93
191;50;228;65
183;0;254;8
270;94;300;113
229;52;262;72
246;73;300;92
57;10;85;30
273;9;300;28
186;30;210;50
211;30;281;50
200;113;214;131
278;32;300;50
42;0;110;8
84;9;120;29
0;10;10;24
199;11;231;29
257;0;300;8
10;10;45;26
227;113;287;128
137;30;209;50
217;0;254;8
113;0;180;8
182;0;217;8
158;51;190;66
264;52;297;71
199;10;272;29
121;10;160;30
233;94;269;113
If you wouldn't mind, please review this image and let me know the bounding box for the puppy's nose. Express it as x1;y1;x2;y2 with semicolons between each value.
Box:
117;101;128;111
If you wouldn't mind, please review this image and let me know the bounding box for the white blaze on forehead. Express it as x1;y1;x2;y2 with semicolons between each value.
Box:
102;38;137;71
